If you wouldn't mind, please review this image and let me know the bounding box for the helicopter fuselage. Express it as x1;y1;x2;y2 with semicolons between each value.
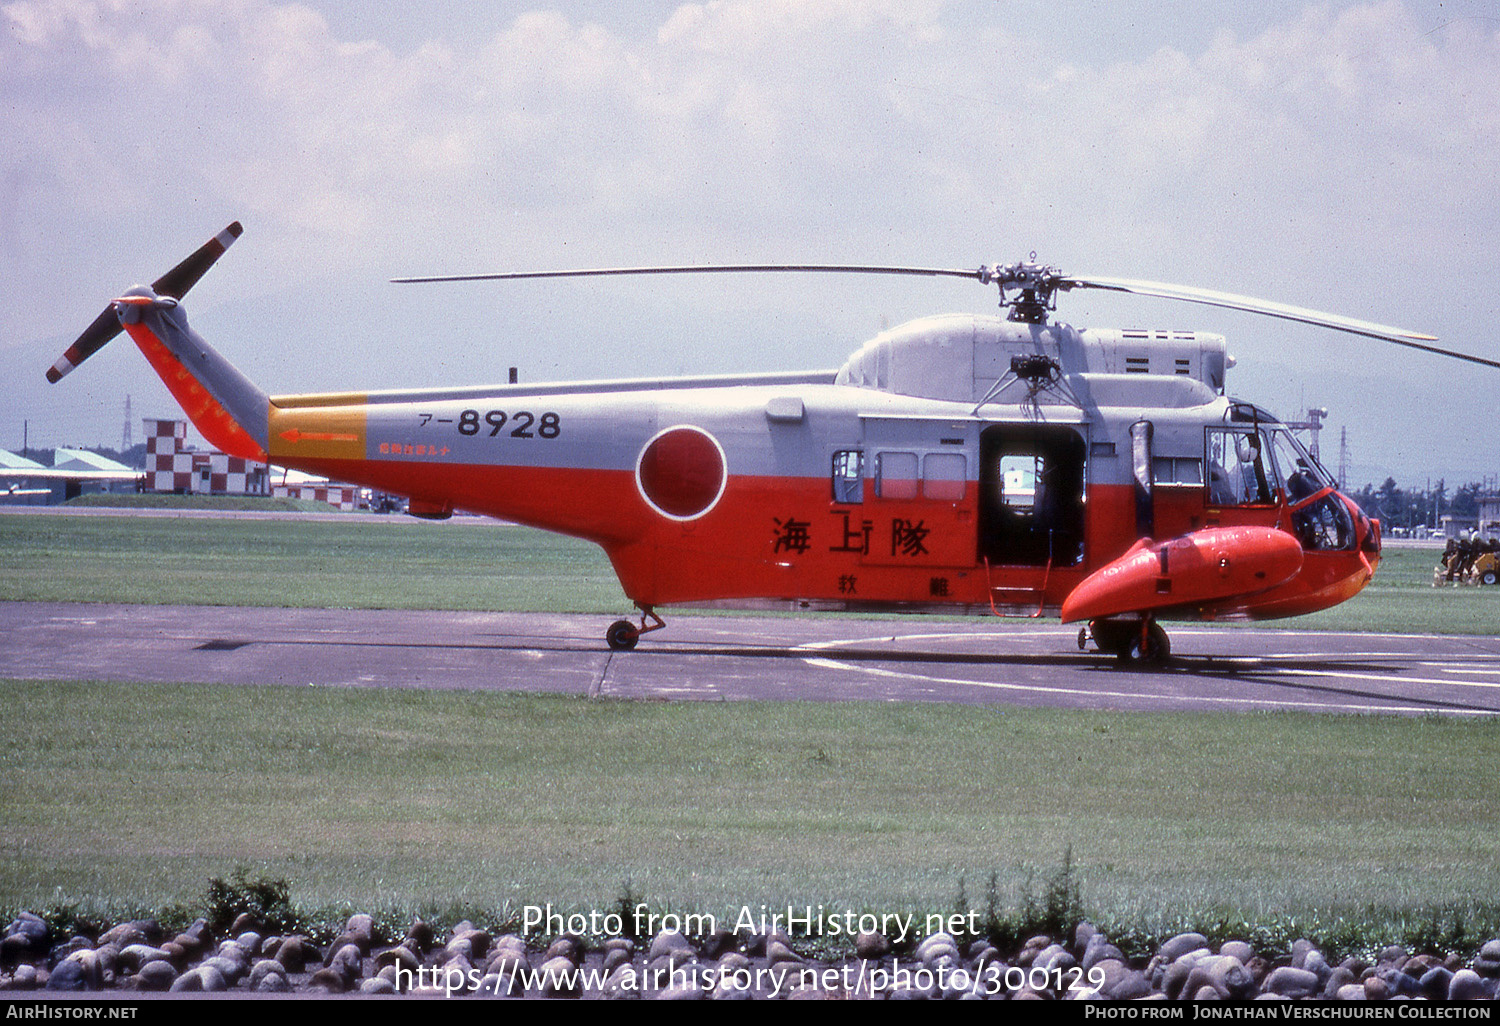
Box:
150;306;1378;629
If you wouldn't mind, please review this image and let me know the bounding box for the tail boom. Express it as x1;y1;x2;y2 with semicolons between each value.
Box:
114;290;270;462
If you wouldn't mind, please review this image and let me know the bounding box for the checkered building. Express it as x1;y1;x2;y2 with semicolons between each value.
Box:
143;418;269;496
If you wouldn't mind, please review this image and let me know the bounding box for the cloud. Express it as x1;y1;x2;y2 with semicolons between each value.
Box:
7;1;1493;271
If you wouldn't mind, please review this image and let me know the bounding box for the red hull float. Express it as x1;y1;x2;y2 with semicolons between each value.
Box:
1060;527;1305;625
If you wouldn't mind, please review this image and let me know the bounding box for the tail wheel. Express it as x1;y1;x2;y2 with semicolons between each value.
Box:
606;608;665;650
606;620;639;651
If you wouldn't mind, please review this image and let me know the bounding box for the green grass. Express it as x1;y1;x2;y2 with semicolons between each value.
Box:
0;514;628;612
1292;544;1500;635
3;682;1498;956
2;513;1497;956
63;493;337;513
2;513;1496;633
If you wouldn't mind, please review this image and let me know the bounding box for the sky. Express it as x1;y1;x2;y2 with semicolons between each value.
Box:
3;0;1498;489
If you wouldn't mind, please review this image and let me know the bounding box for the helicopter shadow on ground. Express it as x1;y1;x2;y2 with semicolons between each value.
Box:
189;630;1500;714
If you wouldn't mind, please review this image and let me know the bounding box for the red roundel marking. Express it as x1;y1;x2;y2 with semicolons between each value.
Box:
636;426;726;520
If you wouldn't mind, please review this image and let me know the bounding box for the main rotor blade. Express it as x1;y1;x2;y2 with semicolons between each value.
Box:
46;221;243;384
1064;275;1497;369
393;263;984;284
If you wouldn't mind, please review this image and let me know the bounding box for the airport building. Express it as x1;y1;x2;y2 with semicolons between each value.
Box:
0;447;138;502
144;417;361;510
1480;496;1500;541
145;419;268;496
5;419;361;509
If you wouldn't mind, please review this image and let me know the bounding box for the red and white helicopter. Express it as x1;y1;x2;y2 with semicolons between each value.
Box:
47;223;1497;663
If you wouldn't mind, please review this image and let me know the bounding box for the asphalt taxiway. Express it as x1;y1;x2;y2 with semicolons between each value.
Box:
3;602;1498;716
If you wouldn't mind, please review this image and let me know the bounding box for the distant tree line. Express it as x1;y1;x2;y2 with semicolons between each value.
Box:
1347;478;1494;532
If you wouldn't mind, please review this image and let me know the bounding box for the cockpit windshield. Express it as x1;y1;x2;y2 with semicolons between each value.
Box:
1218;406;1354;551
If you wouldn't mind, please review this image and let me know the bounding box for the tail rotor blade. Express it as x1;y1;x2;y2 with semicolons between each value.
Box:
46;305;123;383
46;222;243;384
152;221;243;299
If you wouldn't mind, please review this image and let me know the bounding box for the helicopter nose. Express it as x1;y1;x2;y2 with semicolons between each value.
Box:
1347;493;1381;556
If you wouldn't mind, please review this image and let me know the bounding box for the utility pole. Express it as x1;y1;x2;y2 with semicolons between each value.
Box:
1283;407;1328;463
122;395;133;452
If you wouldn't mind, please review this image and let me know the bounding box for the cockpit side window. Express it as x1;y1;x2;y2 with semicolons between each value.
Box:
1206;429;1273;506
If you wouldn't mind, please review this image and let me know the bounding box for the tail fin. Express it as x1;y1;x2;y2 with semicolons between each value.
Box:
48;222;269;462
46;222;242;383
113;290;270;460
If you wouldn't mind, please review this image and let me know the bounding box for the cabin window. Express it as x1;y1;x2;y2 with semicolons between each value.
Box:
831;450;864;503
874;451;919;499
1152;457;1203;486
996;453;1041;511
922;453;966;501
1206;429;1273;506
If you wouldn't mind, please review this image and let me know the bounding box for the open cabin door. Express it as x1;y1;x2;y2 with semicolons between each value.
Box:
854;417;978;568
978;423;1087;568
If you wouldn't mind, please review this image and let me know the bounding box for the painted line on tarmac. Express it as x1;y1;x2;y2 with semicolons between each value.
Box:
799;659;1500;716
1276;667;1500;691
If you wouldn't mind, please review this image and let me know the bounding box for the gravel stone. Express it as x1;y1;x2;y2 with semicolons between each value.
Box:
43;958;89;991
648;931;693;961
133;960;177;991
169;965;226;993
248;959;287;989
539;954;581;998
1448;969;1490;1001
1218;940;1253;963
1473;939;1500;978
1265;966;1320;998
254;971;292;993
273;935;312;973
1158;932;1210;963
855;930;891;960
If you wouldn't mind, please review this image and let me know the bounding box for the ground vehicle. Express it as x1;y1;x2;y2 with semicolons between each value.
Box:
48;223;1496;663
1470;550;1499;587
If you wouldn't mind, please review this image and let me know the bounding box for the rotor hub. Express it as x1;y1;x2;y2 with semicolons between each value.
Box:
979;256;1069;324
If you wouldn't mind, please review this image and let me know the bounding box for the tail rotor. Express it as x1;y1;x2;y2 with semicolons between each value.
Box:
46;221;243;383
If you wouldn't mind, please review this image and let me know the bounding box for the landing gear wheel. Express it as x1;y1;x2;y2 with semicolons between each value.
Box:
1087;619;1134;659
1483;571;1498;587
606;620;639;651
1120;621;1170;667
